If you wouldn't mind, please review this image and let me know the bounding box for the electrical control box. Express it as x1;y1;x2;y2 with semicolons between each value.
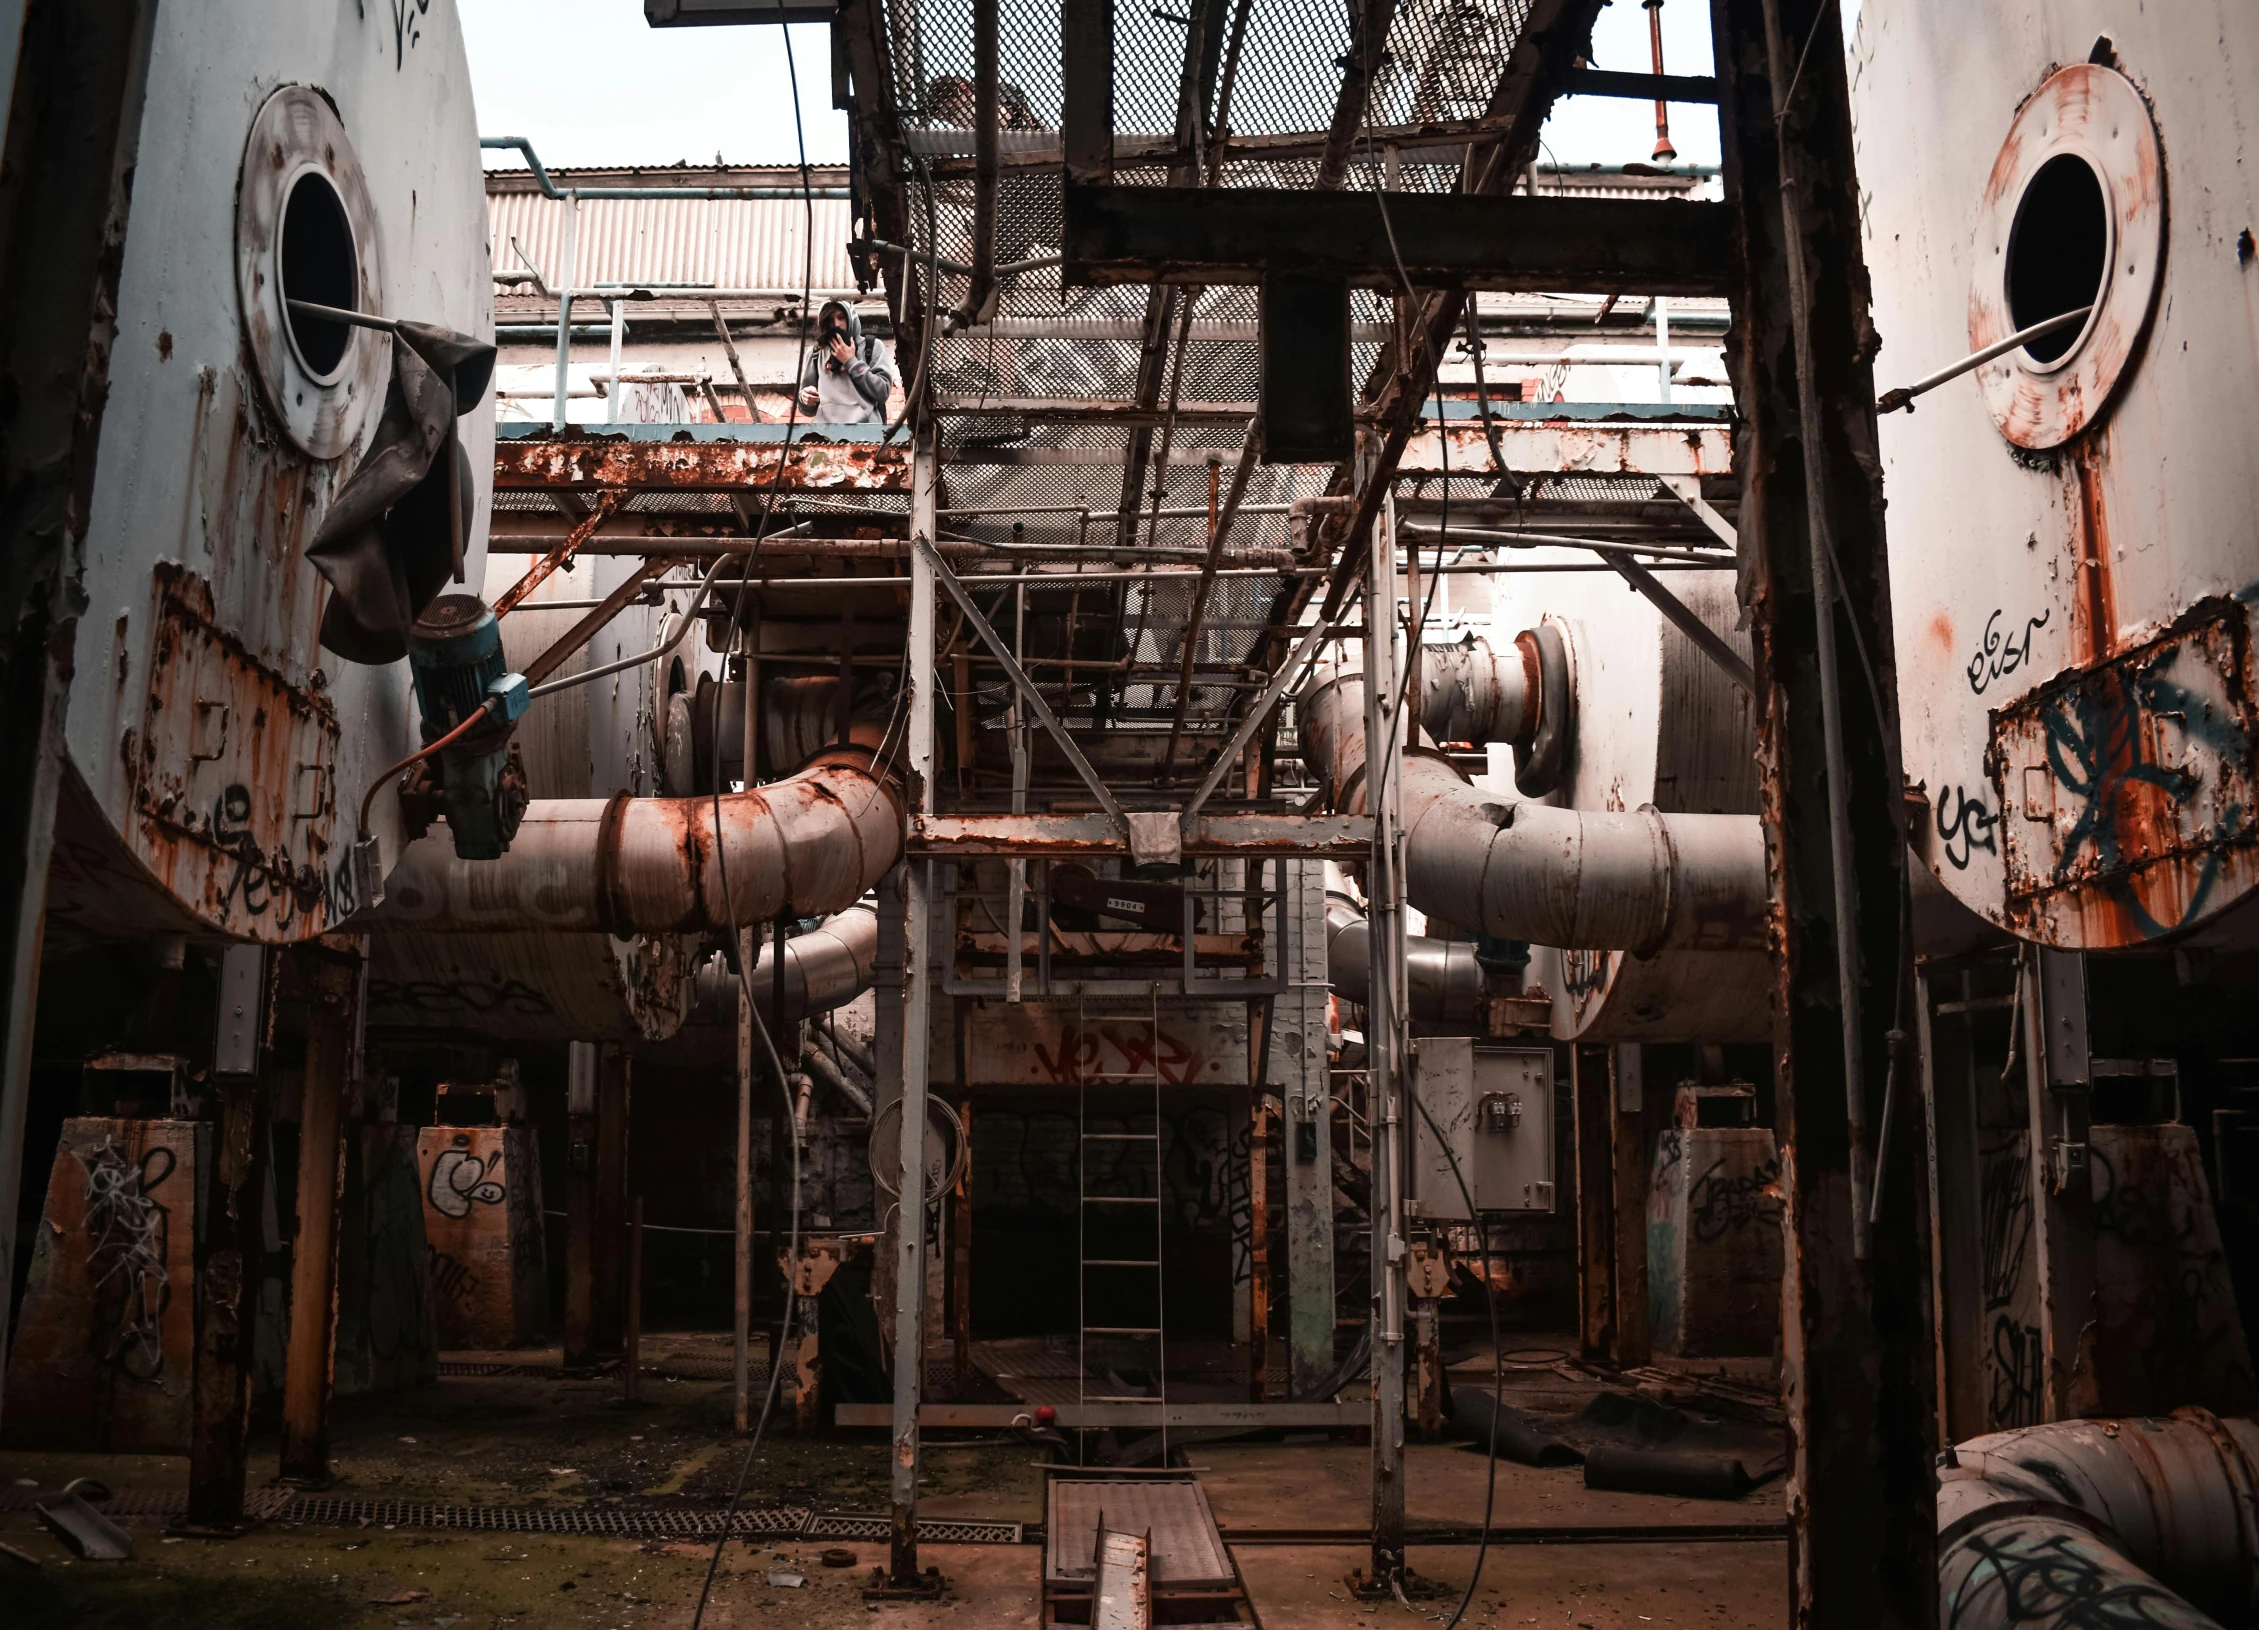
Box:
1407;1038;1556;1218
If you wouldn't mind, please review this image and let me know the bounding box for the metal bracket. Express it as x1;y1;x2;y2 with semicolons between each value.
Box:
915;536;1128;833
1605;549;1754;694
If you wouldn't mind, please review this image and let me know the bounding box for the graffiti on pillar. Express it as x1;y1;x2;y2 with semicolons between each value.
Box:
427;1136;506;1219
80;1138;177;1385
1685;1152;1783;1244
1978;1130;2042;1429
428;1247;480;1312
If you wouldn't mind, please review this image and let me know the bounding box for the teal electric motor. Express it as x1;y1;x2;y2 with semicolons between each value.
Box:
406;594;531;860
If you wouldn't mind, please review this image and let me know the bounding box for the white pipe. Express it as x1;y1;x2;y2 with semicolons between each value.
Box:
1419;633;1532;747
1939;1412;2259;1629
1325;892;1486;1027
1300;661;1766;953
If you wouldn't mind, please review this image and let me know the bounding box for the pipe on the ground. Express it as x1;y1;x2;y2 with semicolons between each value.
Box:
373;714;902;935
1937;1411;2259;1630
1299;661;1766;954
1325;891;1486;1027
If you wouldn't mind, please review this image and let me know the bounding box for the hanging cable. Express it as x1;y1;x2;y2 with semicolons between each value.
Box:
688;26;820;1630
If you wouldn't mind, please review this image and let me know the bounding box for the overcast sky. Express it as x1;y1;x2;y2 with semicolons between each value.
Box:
462;0;1728;174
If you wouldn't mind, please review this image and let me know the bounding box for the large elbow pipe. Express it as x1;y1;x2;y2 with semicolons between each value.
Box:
1300;660;1766;954
371;719;903;934
1938;1412;2259;1630
1325;891;1487;1027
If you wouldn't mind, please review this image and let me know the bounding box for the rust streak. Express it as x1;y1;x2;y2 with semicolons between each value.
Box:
2068;440;2119;666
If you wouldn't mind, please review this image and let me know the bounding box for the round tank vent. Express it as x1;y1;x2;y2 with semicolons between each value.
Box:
1968;63;2162;450
235;85;386;459
279;169;358;380
2004;154;2109;366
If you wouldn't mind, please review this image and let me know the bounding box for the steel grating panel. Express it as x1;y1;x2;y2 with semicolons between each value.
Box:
0;1483;1021;1544
1045;1475;1233;1587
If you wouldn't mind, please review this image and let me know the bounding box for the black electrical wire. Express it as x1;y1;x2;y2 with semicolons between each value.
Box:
688;25;819;1630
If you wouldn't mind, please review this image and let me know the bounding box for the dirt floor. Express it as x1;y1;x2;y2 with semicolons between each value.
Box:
0;1336;1789;1627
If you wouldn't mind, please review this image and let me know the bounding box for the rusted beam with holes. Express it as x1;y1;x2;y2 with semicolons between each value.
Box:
909;812;1373;857
1063;188;1734;294
493;435;911;492
1715;0;1933;1623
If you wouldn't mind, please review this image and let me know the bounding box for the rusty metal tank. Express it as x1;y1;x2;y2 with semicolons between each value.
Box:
1469;565;1770;1041
51;2;492;946
1853;4;2259;949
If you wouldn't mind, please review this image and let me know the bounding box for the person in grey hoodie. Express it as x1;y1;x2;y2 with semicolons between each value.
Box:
797;300;897;423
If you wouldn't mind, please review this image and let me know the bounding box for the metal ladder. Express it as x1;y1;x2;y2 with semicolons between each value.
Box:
1076;985;1168;1459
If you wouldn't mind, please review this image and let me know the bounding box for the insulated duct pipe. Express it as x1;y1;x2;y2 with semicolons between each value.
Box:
1325;891;1486;1027
371;712;902;934
1300;660;1766;953
1419;632;1533;748
687;902;881;1032
1938;1412;2259;1629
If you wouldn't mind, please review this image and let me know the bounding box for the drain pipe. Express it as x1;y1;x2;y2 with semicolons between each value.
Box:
1301;661;1767;953
1938;1411;2259;1629
370;715;902;934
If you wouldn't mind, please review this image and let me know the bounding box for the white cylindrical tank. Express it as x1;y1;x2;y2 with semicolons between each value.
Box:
52;2;491;946
1472;563;1769;1041
1854;4;2259;949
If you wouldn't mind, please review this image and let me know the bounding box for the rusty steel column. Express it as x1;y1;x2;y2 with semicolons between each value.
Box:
593;1044;631;1354
0;0;159;1420
887;425;940;1589
1573;1044;1616;1362
563;1041;599;1368
281;950;358;1484
185;1047;274;1529
1712;0;1935;1623
734;927;756;1434
1609;1044;1654;1368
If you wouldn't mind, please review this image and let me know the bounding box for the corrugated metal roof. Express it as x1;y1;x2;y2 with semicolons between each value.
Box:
486;165;860;295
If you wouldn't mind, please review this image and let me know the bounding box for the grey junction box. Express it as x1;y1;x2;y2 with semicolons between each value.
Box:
1407;1037;1556;1219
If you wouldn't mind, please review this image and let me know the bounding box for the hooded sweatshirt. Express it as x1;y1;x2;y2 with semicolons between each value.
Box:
800;300;897;424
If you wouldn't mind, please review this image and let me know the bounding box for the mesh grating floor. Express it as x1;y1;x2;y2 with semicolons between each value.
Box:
0;1485;1021;1544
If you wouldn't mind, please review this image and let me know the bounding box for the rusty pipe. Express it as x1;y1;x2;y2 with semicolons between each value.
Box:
370;718;902;935
1938;1412;2259;1630
1300;661;1765;954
